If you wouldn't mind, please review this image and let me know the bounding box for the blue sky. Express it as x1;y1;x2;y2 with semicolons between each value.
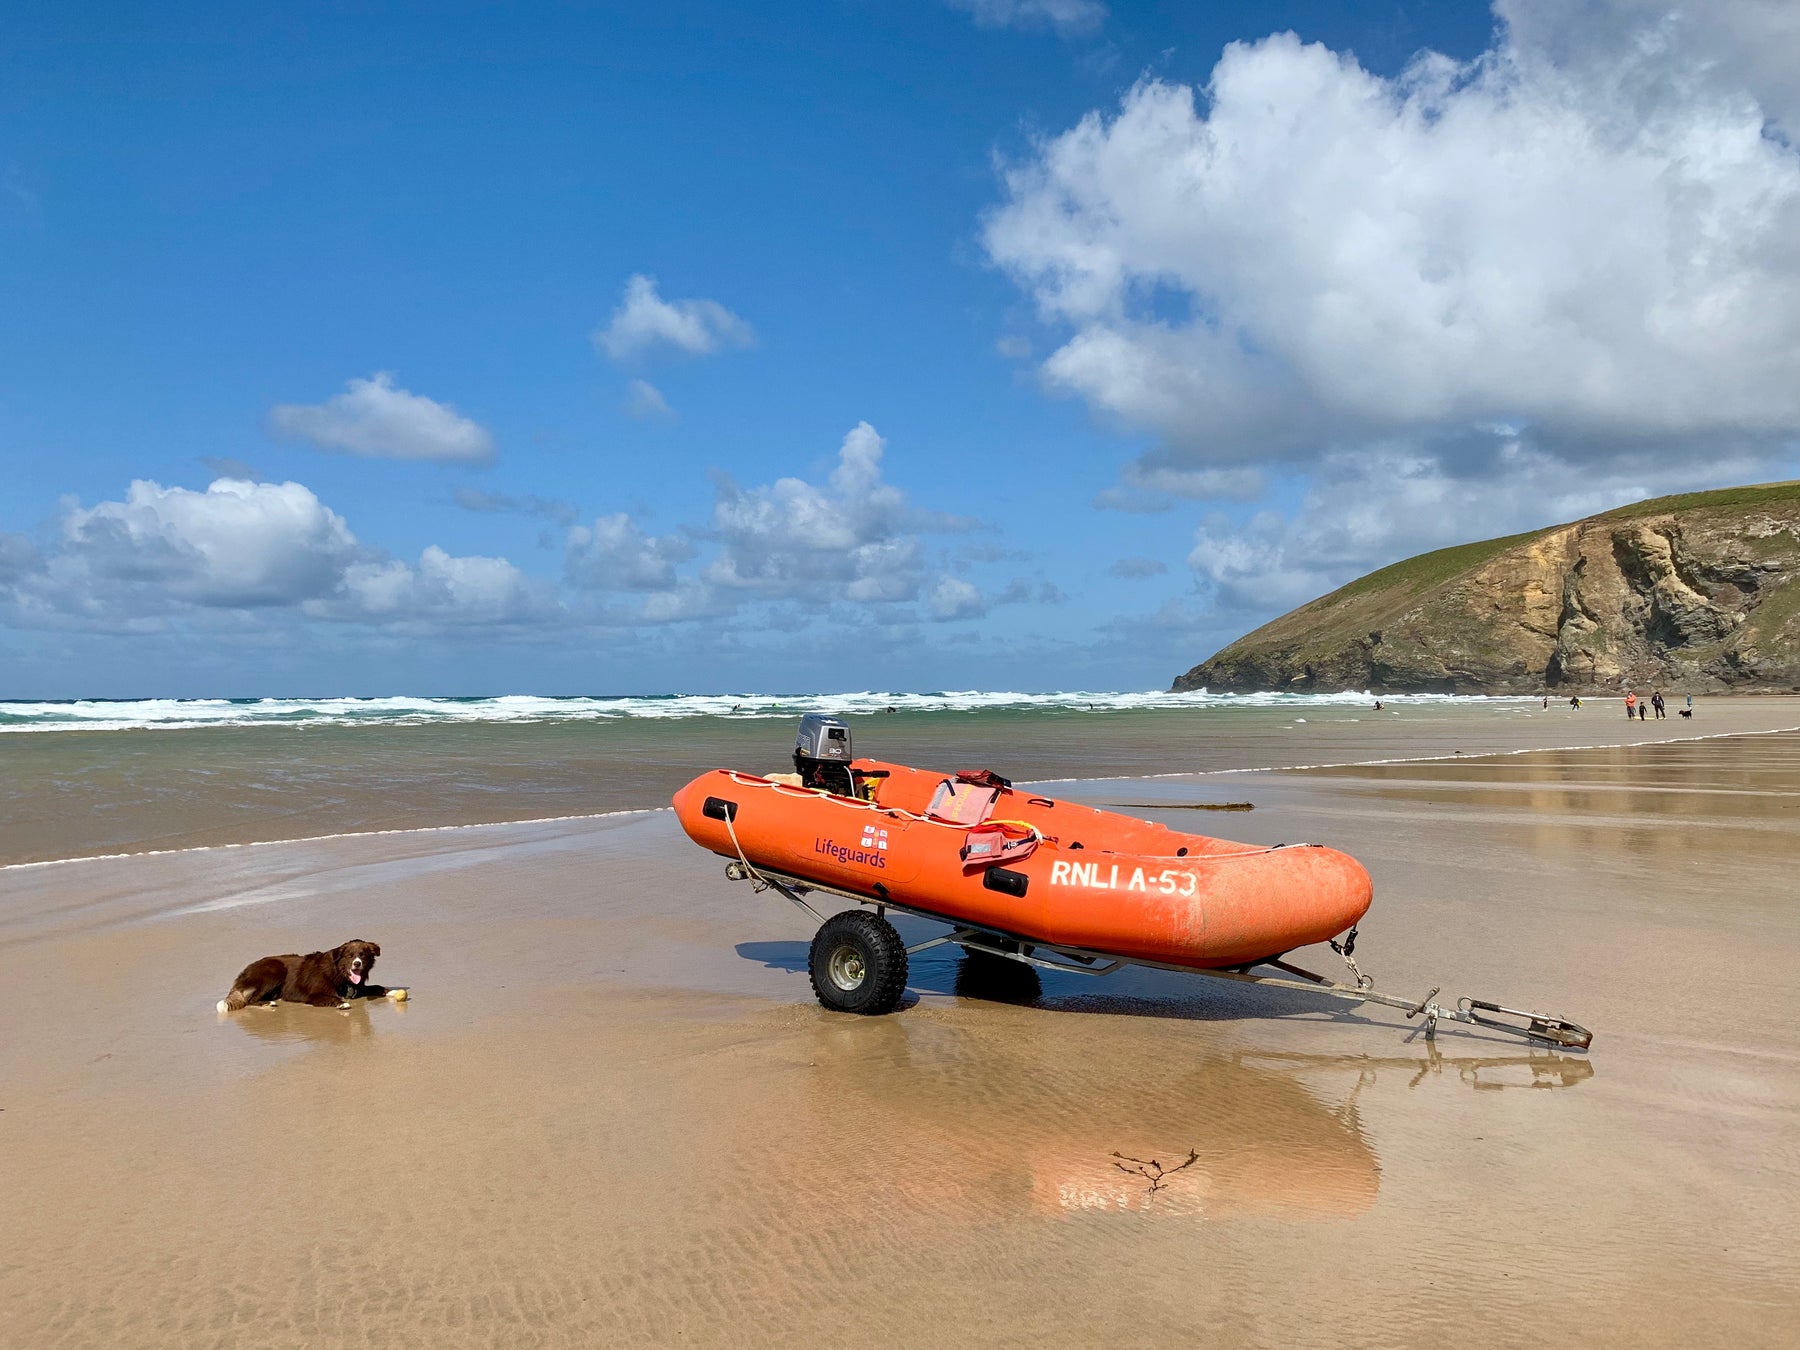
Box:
2;0;1796;697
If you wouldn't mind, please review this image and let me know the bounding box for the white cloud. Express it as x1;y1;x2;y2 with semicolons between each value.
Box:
319;548;556;626
984;2;1800;476
565;513;697;592
929;576;987;620
704;421;960;604
55;478;361;608
270;373;495;463
594;274;754;361
949;0;1106;38
556;422;982;627
624;377;676;421
1;478;553;631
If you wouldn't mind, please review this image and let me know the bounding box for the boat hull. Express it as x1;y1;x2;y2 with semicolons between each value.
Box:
672;760;1372;970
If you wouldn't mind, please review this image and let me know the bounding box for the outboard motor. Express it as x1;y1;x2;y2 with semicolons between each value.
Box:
794;714;855;796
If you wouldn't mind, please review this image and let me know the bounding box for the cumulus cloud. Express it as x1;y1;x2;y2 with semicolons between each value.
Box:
984;1;1800;471
929;576;987;620
594;274;754;361
704;421;967;604
319;548;555;626
948;0;1105;38
270;373;495;463
565;513;697;592
55;478;361;608
1;478;552;631
554;422;986;628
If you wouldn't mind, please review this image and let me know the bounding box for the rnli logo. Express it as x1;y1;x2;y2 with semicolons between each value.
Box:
860;824;890;851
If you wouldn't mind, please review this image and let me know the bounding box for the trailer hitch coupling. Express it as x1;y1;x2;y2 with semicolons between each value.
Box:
1456;998;1593;1050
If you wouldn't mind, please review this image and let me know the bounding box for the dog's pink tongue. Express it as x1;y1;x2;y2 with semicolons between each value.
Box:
349;971;362;984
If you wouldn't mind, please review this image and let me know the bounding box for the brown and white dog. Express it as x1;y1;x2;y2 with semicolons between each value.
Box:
217;939;391;1012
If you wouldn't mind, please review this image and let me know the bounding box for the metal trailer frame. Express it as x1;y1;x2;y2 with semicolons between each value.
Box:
722;860;1593;1051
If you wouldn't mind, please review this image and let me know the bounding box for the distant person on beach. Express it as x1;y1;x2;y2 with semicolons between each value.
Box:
1624;692;1636;719
1687;693;1693;708
1652;691;1665;719
1568;695;1581;708
1638;700;1648;721
1373;700;1384;711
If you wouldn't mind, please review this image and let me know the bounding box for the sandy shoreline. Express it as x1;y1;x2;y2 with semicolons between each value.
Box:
3;727;1798;1347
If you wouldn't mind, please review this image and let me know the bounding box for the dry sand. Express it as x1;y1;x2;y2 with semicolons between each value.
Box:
3;725;1798;1347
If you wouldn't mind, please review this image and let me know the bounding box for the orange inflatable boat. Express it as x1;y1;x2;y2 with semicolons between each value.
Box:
672;715;1592;1048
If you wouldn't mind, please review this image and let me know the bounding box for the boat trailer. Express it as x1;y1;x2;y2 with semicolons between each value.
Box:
723;860;1593;1051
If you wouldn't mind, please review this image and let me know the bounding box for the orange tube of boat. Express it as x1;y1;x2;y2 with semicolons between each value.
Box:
672;759;1371;970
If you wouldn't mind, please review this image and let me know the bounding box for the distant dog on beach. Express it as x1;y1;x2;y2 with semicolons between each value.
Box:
217;940;390;1012
1678;708;1693;718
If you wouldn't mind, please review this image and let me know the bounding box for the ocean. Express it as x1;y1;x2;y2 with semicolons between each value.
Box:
2;689;1571;866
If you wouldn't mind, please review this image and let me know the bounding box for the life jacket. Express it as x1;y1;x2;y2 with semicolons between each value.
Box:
958;820;1041;870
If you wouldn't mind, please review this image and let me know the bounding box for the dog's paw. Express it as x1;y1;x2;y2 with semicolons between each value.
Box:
386;987;409;1002
216;999;229;1014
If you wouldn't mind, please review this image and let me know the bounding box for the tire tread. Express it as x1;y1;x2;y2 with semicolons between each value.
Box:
808;910;908;1015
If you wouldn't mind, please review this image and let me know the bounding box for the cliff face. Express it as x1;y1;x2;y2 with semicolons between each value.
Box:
1173;483;1800;694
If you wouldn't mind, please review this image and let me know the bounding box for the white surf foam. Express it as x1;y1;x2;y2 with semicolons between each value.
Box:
0;687;1525;733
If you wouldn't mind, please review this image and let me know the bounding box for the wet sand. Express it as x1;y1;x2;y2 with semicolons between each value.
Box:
3;731;1798;1347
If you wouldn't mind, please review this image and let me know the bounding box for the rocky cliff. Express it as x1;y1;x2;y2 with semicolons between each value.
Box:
1173;482;1800;694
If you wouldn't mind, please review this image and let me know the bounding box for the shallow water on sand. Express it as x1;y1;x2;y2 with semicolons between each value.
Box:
2;730;1797;1347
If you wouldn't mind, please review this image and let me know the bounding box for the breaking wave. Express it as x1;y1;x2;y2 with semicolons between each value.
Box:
0;688;1526;734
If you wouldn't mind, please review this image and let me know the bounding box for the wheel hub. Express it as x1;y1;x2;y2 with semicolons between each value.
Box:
827;944;866;990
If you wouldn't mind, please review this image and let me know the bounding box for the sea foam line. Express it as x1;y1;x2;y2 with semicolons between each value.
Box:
0;807;667;874
0;687;1526;733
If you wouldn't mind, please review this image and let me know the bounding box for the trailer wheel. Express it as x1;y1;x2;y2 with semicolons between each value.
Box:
956;945;1042;1004
808;910;908;1015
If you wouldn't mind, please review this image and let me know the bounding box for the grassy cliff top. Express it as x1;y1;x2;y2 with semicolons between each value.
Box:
1593;479;1800;522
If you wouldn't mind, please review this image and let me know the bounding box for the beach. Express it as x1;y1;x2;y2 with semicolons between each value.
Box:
3;700;1798;1347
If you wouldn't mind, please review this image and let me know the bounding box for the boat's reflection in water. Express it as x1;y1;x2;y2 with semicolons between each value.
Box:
796;990;1593;1222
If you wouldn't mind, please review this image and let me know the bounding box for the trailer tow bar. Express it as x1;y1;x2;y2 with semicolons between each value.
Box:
720;864;1593;1051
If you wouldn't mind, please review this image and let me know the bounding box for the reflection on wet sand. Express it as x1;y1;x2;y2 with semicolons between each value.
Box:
772;983;1599;1224
1245;1045;1597;1093
220;998;405;1045
788;1021;1511;1224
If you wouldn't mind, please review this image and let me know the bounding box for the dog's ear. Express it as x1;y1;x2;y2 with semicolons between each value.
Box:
370;943;381;957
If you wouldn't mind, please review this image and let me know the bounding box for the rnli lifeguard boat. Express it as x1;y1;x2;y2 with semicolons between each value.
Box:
672;715;1591;1048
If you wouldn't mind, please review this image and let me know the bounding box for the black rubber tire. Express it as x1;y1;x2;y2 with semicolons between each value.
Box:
955;946;1042;1004
808;910;909;1015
